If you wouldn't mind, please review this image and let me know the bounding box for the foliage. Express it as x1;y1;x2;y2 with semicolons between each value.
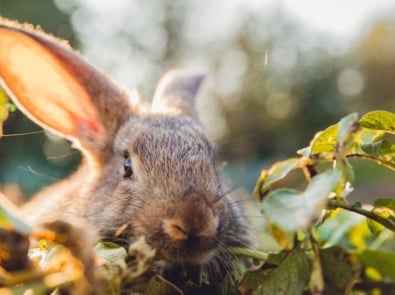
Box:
253;110;395;294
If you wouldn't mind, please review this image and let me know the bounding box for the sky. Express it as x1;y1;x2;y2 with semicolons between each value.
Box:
245;0;395;37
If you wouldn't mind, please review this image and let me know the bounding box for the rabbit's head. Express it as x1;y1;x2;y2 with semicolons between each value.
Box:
0;20;253;276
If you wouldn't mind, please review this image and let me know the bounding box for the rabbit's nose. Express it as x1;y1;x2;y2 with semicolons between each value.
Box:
162;217;218;242
162;219;191;240
162;201;219;242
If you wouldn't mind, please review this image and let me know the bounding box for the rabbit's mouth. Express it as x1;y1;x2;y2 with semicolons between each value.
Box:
154;248;230;284
152;215;219;264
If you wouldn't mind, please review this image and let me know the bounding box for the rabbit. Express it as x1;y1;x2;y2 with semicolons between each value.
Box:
0;18;255;282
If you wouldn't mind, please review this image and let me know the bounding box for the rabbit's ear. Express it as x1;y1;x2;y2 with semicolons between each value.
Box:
0;22;131;153
151;70;205;117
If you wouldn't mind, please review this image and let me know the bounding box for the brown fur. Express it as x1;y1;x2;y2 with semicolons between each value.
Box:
0;18;255;281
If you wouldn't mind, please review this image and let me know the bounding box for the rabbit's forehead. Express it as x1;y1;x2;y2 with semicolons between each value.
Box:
114;115;214;158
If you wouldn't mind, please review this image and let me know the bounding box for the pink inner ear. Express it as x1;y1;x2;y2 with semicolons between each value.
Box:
0;28;106;145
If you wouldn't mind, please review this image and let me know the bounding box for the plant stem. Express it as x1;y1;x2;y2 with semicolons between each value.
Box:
327;199;395;231
347;153;395;171
230;247;269;261
308;229;325;294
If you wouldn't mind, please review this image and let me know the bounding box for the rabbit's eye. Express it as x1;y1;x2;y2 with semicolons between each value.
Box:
123;150;133;179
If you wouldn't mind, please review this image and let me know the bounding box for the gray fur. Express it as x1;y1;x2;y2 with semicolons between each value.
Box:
0;18;255;281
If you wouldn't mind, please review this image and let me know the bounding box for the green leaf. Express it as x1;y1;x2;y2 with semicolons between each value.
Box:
237;252;288;293
269;223;294;250
254;158;309;199
374;198;395;212
357;250;395;281
9;281;52;295
336;113;359;154
95;241;128;270
320;247;361;295
367;210;395;237
366;199;395;235
317;209;365;248
238;270;271;293
127;236;156;279
240;248;311;295
95;242;127;295
310;113;360;158
263;170;341;231
356;128;384;145
296;146;311;157
366;215;386;236
361;139;395;157
0;87;9;137
311;124;338;155
6;103;16;112
145;275;183;295
360;110;395;133
342;158;355;184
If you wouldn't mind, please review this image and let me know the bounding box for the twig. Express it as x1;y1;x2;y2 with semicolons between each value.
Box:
327;199;395;232
346;153;395;171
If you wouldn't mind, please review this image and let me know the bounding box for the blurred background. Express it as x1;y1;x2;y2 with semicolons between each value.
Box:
0;0;394;201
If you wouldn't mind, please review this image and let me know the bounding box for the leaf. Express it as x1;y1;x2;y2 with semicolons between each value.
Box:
95;241;128;271
336;112;359;155
239;270;272;292
357;250;395;281
8;281;52;295
265;251;289;266
356;128;384;145
127;236;156;280
95;238;156;294
254;158;309;199
320;247;361;295
347;221;373;251
342;158;355;185
239;248;311;295
296;146;311;157
366;199;395;236
0;87;9;137
361;139;395;157
6;103;16;112
263;188;305;230
263;170;341;231
374;198;395;211
310;113;360;158
310;124;338;155
270;223;294;250
366;215;386;236
145;275;183;295
317;209;365;248
360;110;395;133
237;251;287;293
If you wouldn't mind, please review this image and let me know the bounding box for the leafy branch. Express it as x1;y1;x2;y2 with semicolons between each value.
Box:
252;110;395;294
